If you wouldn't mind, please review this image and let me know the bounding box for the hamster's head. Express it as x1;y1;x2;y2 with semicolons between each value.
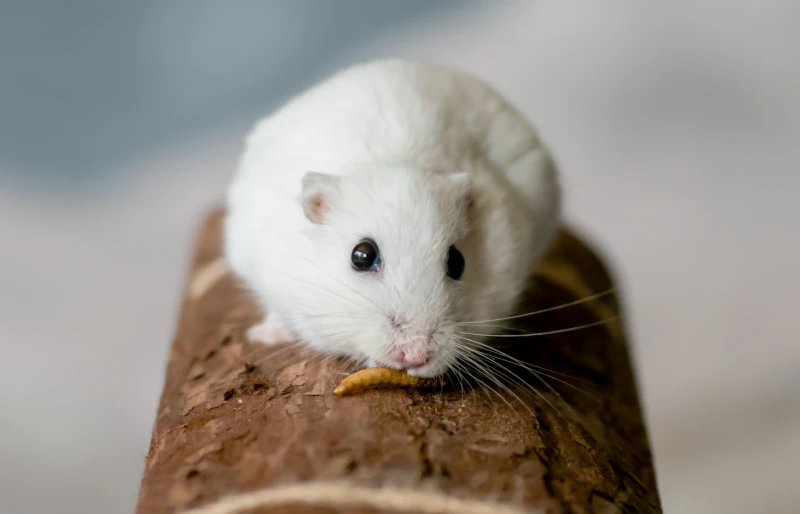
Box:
296;166;528;378
292;168;539;377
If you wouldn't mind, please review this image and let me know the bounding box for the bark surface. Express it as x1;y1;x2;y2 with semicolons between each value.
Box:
136;210;661;514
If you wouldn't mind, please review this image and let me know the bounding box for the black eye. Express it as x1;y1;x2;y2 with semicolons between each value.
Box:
446;245;465;280
351;239;381;272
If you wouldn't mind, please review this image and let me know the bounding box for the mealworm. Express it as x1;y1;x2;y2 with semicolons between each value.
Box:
333;367;443;396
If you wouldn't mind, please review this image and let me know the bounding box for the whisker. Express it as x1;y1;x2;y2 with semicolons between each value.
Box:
455;337;580;419
257;264;382;315
451;359;513;413
454;339;562;419
206;313;362;381
190;336;341;403
456;337;603;397
454;323;534;334
458;287;615;325
456;315;621;339
456;354;536;417
446;366;467;398
449;359;495;405
275;233;385;313
300;312;372;320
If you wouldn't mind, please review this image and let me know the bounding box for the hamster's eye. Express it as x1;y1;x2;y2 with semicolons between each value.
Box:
446;245;465;280
351;239;381;272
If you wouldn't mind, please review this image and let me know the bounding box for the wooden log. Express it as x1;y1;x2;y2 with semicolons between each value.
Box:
136;209;661;514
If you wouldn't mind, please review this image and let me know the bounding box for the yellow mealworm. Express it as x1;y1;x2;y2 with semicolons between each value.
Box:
333;367;443;396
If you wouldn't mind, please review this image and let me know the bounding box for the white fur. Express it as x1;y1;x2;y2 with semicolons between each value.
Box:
224;58;560;377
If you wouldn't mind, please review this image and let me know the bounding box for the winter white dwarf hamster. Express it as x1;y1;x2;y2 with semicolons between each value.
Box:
224;58;561;378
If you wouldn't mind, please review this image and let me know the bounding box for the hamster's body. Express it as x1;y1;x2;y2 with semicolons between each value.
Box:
225;59;560;377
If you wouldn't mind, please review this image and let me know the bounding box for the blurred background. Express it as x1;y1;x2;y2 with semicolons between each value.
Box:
1;1;798;513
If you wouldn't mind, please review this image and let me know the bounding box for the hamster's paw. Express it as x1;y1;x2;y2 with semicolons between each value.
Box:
246;314;296;346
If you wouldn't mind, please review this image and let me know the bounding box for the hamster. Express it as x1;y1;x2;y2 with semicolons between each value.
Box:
224;58;560;378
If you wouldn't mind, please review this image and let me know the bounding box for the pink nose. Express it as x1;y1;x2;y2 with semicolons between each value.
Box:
390;345;431;369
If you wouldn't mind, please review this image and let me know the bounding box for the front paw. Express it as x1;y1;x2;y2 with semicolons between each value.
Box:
246;314;296;346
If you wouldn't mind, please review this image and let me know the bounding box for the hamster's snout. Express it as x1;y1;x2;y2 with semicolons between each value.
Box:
389;342;431;369
386;315;436;370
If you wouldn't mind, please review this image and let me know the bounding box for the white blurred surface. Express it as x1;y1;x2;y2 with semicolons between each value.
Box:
1;2;798;513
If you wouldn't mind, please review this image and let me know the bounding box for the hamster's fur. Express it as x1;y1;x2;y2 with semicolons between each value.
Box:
225;58;560;377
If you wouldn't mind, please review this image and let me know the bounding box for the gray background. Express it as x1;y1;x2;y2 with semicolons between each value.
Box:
1;2;798;514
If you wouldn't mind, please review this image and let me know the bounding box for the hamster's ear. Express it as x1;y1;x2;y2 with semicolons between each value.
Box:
447;171;475;219
301;171;340;224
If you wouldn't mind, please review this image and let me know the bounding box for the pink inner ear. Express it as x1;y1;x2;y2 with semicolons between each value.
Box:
301;171;339;225
464;191;476;225
304;192;328;224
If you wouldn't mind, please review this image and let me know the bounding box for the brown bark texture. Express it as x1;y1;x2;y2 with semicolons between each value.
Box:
136;209;661;514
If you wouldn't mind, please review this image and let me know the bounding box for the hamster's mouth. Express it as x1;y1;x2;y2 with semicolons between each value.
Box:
372;360;442;379
404;362;445;379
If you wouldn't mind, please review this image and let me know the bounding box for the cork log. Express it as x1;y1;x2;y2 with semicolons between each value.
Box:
135;209;661;514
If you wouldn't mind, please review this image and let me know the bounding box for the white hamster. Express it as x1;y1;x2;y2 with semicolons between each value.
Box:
224;58;560;378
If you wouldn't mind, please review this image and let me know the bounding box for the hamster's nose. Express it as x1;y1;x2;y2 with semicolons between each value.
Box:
400;351;430;369
390;344;431;369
